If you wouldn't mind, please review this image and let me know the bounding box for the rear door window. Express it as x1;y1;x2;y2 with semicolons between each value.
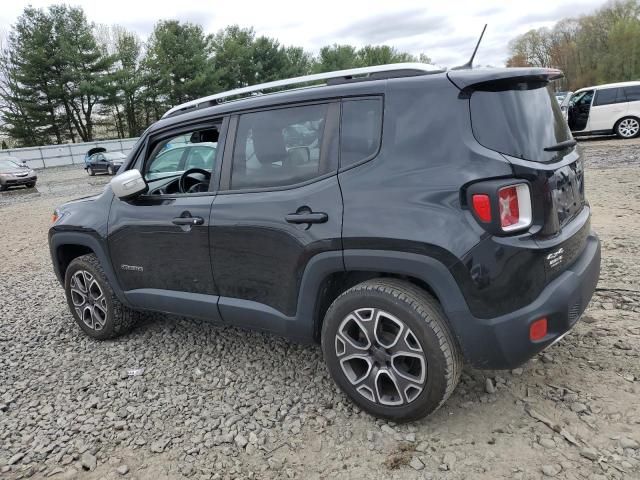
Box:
624;85;640;102
593;88;624;106
340;98;383;168
470;82;572;163
231;103;330;189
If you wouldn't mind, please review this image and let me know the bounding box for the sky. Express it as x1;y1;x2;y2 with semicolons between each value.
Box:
0;0;607;67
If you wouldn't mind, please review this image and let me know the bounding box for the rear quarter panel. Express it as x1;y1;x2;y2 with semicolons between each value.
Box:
339;75;514;265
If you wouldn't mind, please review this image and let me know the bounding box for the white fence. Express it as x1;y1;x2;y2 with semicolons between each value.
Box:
0;138;139;170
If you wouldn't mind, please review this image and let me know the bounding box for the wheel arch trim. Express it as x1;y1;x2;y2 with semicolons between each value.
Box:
299;249;471;343
49;231;131;307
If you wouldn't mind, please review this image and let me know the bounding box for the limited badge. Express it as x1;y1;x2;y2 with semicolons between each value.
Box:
546;248;564;268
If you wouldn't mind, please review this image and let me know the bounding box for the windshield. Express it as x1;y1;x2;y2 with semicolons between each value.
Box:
0;159;21;169
470;82;572;163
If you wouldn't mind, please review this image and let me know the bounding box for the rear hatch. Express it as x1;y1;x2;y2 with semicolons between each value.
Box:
449;68;586;236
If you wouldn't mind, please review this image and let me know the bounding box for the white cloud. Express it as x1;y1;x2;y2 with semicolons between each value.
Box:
0;0;606;66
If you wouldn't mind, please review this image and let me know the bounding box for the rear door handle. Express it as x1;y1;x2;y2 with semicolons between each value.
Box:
172;216;204;226
285;212;328;224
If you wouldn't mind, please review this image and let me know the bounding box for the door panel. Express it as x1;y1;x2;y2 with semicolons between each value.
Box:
211;102;342;321
589;88;628;131
568;90;593;131
210;176;342;317
108;195;216;295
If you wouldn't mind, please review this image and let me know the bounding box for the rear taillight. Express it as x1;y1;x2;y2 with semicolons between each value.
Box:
467;181;533;235
471;194;491;222
498;184;532;232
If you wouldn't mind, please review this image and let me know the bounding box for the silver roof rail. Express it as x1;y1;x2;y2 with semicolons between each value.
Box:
162;62;442;118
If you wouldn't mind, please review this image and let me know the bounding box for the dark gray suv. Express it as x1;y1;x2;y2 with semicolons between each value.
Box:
49;64;600;421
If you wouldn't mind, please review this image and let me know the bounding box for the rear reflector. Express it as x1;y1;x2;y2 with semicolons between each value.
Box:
498;183;532;232
472;194;492;222
529;317;548;341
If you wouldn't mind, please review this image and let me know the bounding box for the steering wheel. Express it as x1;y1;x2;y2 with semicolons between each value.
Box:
179;168;211;194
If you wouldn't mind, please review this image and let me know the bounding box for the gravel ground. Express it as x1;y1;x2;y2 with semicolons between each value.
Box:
1;138;639;480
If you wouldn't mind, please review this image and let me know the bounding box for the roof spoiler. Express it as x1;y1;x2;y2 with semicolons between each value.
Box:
448;68;564;98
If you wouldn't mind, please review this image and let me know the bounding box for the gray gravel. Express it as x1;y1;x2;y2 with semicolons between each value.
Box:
1;141;640;479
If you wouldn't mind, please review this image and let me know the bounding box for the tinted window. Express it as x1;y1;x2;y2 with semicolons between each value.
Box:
231;104;329;189
184;145;216;170
593;88;621;106
624;85;640;102
340;98;383;168
147;147;184;175
470;82;572;163
145;127;219;181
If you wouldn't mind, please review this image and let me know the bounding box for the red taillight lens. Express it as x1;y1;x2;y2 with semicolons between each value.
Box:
529;317;548;341
498;183;532;232
472;194;492;222
498;186;519;227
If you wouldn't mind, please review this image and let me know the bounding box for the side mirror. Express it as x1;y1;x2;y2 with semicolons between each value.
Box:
110;169;147;199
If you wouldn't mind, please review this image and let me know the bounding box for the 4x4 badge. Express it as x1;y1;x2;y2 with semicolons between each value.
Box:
546;248;564;268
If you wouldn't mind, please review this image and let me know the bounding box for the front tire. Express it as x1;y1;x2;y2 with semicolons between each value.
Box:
107;165;114;175
615;116;640;139
64;254;139;339
87;166;95;176
26;182;36;188
321;279;462;422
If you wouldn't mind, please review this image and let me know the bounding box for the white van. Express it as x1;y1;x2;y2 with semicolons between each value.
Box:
568;81;640;138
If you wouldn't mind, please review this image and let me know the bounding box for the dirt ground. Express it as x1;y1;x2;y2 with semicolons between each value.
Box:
0;137;638;480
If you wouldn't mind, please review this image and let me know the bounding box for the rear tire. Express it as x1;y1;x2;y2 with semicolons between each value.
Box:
64;254;139;339
87;166;95;176
321;278;462;422
0;184;7;192
26;182;35;188
615;116;640;139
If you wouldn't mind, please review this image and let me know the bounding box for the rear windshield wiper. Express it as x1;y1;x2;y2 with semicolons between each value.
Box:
544;139;577;152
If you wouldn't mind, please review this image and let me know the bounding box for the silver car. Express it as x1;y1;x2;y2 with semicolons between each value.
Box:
0;157;37;191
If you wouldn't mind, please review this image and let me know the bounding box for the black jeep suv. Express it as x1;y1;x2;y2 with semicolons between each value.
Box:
49;64;600;421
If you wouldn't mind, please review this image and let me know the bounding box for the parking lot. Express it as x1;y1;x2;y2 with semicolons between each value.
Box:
1;138;639;480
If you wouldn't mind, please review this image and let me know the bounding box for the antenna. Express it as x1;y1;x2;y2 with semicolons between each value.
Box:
452;24;487;70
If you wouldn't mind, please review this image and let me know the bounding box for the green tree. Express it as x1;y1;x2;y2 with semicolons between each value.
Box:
357;45;417;66
314;44;360;72
0;7;67;145
50;5;114;141
211;25;258;89
143;20;215;114
282;46;314;77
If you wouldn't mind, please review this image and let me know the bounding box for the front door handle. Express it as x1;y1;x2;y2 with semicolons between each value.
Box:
285;212;328;224
172;216;204;226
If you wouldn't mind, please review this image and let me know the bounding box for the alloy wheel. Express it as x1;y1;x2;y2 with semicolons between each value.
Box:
618;118;639;138
69;270;108;331
335;308;427;406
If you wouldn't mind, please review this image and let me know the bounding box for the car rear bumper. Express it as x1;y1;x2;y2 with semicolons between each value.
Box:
449;232;601;369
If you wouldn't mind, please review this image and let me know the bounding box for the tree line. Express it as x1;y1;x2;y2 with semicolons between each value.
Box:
0;5;430;147
506;0;640;90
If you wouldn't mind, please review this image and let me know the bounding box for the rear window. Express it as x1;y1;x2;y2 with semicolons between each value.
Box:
470;82;572;163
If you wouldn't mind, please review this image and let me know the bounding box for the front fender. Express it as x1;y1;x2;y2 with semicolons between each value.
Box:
48;230;132;307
